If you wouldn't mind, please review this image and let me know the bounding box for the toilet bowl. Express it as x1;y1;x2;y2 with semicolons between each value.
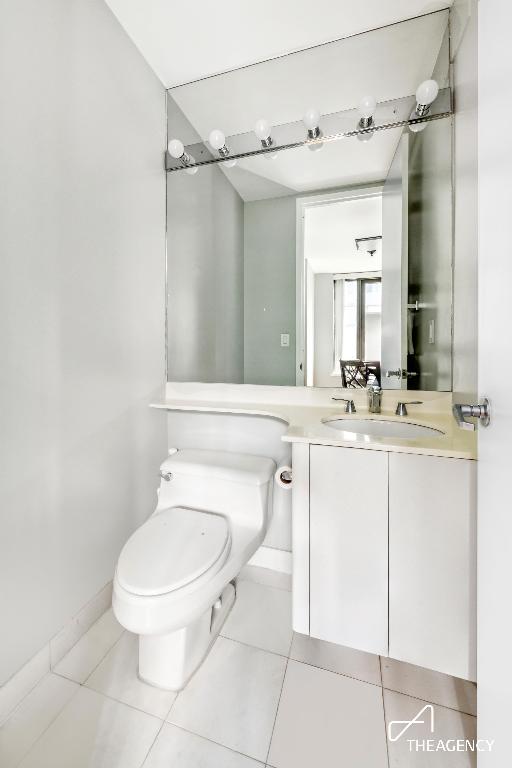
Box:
112;448;276;691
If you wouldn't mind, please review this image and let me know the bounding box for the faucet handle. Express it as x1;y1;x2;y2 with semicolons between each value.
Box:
332;396;357;413
395;401;423;417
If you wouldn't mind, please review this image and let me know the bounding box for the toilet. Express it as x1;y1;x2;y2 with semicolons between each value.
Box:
112;448;276;691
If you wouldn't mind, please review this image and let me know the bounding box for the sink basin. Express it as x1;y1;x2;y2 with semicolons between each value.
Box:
322;418;444;439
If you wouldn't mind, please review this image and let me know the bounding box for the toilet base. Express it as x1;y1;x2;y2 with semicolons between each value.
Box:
138;582;236;691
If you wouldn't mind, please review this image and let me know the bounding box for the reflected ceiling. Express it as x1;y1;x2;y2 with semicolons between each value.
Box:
167;12;449;200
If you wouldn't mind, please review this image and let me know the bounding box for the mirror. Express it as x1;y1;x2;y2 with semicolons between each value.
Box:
166;10;452;390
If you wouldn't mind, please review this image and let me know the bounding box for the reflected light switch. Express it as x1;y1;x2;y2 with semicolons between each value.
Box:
428;319;435;344
280;333;290;347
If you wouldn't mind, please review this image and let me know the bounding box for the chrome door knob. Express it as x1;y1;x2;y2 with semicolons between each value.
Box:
386;369;418;379
453;398;491;430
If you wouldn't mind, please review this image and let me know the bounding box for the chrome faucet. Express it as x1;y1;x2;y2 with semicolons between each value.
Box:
395;400;423;417
367;381;382;413
331;395;357;413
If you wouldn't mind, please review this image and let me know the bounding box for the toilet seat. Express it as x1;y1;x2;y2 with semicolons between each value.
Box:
116;507;230;597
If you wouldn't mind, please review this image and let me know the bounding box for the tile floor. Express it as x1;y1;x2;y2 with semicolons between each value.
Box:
0;566;477;768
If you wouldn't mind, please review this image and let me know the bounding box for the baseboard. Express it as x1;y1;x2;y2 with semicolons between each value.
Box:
49;582;113;667
248;545;292;574
0;644;50;726
0;581;112;725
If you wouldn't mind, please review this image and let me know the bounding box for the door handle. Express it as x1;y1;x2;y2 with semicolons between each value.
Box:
385;368;418;379
452;398;491;431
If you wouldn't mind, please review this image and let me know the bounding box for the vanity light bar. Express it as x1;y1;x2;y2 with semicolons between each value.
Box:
165;85;451;173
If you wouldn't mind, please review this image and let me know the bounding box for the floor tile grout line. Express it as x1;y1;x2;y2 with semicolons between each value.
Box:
380;685;477;718
139;718;167;768
164;688;180;720
288;656;383;689
0;662;52;729
84;630;127;685
53;619;476;719
218;633;291;661
52;607;121;672
380;684;391;768
60;654;476;728
220;631;385;689
161;719;267;764
265;656;290;765
73;683;169;722
52;622;125;687
9;677;83;768
40;599;476;765
2;608;120;730
91;625;479;717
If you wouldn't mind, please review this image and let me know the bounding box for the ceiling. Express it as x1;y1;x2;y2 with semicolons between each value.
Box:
166;11;449;201
104;0;453;88
305;195;383;274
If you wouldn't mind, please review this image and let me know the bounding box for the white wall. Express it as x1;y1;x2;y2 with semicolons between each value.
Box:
244;197;297;385
0;0;167;684
167;99;244;384
452;0;478;402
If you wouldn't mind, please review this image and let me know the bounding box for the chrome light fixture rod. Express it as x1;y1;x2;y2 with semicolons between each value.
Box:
166;89;452;172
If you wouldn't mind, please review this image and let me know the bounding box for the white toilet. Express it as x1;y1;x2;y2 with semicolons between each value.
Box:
112;448;276;691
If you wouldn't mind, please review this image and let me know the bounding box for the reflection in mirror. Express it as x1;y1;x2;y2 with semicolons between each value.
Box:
166;10;452;390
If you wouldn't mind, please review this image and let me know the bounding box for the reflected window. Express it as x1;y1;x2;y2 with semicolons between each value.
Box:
334;277;382;367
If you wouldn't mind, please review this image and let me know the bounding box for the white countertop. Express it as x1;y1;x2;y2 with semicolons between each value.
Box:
152;387;477;460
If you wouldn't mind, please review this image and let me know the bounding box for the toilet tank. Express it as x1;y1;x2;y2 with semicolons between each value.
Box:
166;411;291;551
156;449;276;532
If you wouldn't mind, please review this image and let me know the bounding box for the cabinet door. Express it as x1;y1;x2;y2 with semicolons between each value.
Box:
389;453;476;680
310;445;388;655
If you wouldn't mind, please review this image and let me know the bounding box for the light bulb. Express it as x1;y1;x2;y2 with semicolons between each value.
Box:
359;95;377;119
168;138;184;159
409;112;427;133
415;79;439;107
307;141;324;153
254;118;272;142
223;158;237;168
302;107;320;131
209;129;226;151
185;155;199;175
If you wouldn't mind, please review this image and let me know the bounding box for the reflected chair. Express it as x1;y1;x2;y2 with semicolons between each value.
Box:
340;360;381;388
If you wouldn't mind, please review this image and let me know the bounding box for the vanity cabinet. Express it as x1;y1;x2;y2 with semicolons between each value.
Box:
309;445;388;655
292;442;477;681
388;453;476;681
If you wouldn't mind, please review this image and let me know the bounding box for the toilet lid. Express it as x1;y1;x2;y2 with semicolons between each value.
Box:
117;507;230;597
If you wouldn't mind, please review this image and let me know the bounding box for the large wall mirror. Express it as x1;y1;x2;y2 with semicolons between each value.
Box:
166;10;452;390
